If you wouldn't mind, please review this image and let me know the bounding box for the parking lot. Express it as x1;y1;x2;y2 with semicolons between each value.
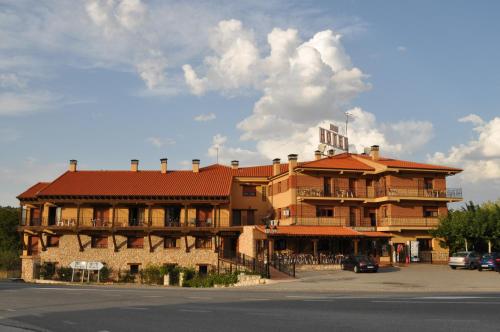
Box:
263;263;500;293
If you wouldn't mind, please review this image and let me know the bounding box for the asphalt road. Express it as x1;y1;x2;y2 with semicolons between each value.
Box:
0;281;499;332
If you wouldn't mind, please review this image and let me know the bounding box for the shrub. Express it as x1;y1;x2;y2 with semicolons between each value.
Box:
180;267;196;286
99;266;112;282
57;266;74;281
118;271;136;283
140;264;163;285
183;272;239;288
0;250;20;271
163;265;180;285
39;262;56;280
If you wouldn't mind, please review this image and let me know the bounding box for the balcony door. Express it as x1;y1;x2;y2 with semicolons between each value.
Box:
93;207;110;226
232;210;242;226
30;208;41;226
196;206;213;226
323;177;331;196
164;206;181;226
129;207;144;226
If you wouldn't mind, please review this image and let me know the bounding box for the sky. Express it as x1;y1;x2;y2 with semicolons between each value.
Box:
1;0;499;206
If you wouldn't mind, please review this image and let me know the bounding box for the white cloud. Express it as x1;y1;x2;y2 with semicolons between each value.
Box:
146;137;176;148
0;92;60;116
429;115;500;184
397;46;407;52
207;134;263;165
0;128;20;143
194;113;216;122
0;73;27;89
136;53;168;90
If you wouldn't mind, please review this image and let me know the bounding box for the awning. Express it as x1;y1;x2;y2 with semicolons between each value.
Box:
256;226;363;237
359;231;392;238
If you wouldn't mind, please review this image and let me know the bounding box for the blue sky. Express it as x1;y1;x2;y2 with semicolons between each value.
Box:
1;0;499;206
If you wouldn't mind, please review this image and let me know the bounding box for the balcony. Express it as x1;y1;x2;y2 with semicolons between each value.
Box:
377;217;440;229
294;217;347;226
296;186;462;200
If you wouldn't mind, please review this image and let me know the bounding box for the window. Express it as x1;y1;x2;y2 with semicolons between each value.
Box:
323;177;331;196
424;208;438;217
127;236;144;249
129;264;140;275
164;237;179;249
195;237;212;249
46;235;60;248
381;206;388;218
316;207;334;217
247;210;255;225
268;185;273;196
198;264;208;276
232;210;242;226
261;185;267;201
424;178;434;190
91;236;108;249
418;239;433;251
242;185;257;197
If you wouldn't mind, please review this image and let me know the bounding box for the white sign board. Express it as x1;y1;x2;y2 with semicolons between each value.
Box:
70;261;87;269
410;241;420;262
86;261;104;271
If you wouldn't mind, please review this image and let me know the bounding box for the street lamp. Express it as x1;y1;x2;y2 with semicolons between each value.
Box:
264;224;271;278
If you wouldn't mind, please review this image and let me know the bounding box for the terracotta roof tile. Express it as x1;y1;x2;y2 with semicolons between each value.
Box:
357;155;462;171
256;225;363;237
17;182;50;200
37;164;233;198
300;154;374;171
234;164;289;177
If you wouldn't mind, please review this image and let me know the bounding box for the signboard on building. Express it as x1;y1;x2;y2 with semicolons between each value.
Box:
319;123;349;152
410;240;420;262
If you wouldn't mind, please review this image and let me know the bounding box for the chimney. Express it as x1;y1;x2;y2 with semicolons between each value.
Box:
160;158;168;174
272;158;281;176
370;145;380;161
69;160;77;172
131;159;139;172
328;149;334;157
231;160;239;170
314;150;321;160
192;159;200;173
288;154;298;175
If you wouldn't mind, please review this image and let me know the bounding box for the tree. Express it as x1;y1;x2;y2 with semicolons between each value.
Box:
0;206;21;270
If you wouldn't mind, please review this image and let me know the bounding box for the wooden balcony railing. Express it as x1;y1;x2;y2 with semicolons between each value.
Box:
293;217;347;226
377;217;440;228
297;186;462;199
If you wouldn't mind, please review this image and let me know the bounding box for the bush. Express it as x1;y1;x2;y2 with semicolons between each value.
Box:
99;266;112;282
140;264;163;285
39;262;56;280
183;272;239;288
0;250;20;271
163;265;180;285
180;267;196;286
118;271;136;283
57;266;74;281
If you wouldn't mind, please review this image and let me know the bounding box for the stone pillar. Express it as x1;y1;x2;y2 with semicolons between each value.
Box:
21;256;39;282
179;272;185;287
163;273;170;286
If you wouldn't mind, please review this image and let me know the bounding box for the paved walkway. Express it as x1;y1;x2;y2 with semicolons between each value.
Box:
262;264;500;293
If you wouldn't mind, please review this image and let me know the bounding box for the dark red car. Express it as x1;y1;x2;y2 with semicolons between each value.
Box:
341;255;379;273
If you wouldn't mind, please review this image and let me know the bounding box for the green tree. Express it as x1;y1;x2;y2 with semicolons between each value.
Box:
0;206;21;270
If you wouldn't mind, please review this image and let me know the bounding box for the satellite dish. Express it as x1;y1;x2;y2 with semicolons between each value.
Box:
317;144;327;154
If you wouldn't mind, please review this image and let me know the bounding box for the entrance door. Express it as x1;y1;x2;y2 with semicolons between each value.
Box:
369;213;377;227
93;207;110;226
223;237;237;259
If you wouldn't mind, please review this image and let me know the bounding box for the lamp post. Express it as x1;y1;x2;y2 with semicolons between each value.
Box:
264;224;271;278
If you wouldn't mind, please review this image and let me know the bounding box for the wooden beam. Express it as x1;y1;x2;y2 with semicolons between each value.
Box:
39;232;47;251
77;233;84;252
112;233;118;252
148;233;153;253
184;235;190;253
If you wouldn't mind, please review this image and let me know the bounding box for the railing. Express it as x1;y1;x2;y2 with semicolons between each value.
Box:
378;217;440;228
271;253;296;277
294;217;347;226
377;187;462;199
218;252;268;278
272;253;343;266
297;187;360;198
297;186;463;199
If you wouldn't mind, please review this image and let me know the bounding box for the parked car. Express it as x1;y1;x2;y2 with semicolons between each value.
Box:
448;251;481;270
478;252;500;271
341;255;379;273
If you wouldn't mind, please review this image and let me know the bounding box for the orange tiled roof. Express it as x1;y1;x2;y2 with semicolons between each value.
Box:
17;182;51;200
357;155;461;172
300;153;374;171
36;164;233;198
234;164;289;177
360;231;392;238
256;225;363;237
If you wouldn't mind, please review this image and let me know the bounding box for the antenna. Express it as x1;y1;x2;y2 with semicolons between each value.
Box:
216;147;219;164
344;111;353;152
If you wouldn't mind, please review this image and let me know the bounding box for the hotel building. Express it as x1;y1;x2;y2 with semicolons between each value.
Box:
17;146;462;281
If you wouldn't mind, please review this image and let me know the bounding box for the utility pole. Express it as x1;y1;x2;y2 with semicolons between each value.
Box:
345;111;352;152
